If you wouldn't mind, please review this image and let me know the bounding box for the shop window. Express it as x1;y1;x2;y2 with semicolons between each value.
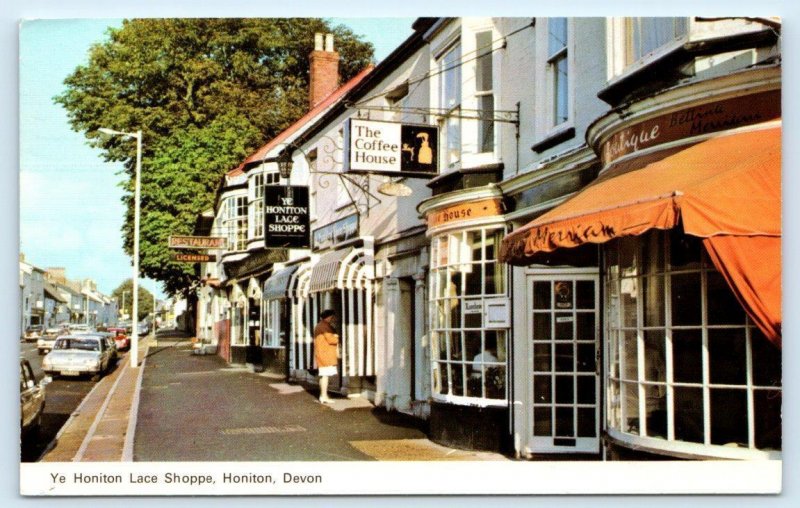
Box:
605;230;782;455
429;226;509;404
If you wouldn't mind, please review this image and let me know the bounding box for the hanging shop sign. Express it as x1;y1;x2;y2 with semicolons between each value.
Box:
169;235;227;250
263;185;311;249
170;253;217;263
600;89;781;165
312;213;359;251
344;118;439;177
426;198;504;229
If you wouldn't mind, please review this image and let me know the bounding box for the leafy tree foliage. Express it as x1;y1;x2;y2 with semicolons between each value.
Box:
112;278;155;321
55;18;374;295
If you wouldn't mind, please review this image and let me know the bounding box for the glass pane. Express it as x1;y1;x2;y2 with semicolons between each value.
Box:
555;343;574;372
485;366;505;399
621;278;638;327
670;230;702;269
708;329;747;385
622;331;638;380
576;280;594;309
534;375;552;403
555;313;574;341
451;363;465;396
534;281;551;309
645;384;667;439
619;236;638;274
576;312;595;341
577;375;595;404
436;362;448;395
674;387;704;443
672;329;703;383
463;311;482;328
485;262;504;295
450;331;463;362
643;330;666;382
622;382;640;435
479;95;495;153
554;281;574;309
437;331;448;361
534;407;552;436
533;312;552;342
467;371;482;398
577;407;596;438
641;230;665;275
554;57;568;125
643;275;665;327
671;272;702;326
464;331;482;366
754;389;782;450
548;17;568;55
534;343;552;372
752;329;782;387
555;407;574;437
487;330;506;362
710;389;748;446
464;265;482;296
706;270;746;325
608;380;621;428
555;375;574;403
577;343;595;372
448;298;461;328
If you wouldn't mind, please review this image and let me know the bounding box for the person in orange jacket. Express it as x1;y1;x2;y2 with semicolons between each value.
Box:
314;309;339;404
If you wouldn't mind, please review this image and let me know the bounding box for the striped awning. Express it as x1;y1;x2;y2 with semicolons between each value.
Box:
263;264;300;300
309;248;353;293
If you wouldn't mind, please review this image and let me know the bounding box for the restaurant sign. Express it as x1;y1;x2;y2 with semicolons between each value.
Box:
170;253;217;263
169;235;227;250
345;118;439;177
600;89;780;165
264;185;311;249
312;213;359;251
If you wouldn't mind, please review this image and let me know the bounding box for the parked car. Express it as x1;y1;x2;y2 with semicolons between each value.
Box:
41;335;112;381
23;325;44;342
107;327;130;351
20;358;48;437
36;330;65;355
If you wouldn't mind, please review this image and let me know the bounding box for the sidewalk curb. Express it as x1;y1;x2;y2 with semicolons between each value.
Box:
122;344;148;462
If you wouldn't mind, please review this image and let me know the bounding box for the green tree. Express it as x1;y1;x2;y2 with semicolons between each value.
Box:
112;279;155;321
55;18;374;295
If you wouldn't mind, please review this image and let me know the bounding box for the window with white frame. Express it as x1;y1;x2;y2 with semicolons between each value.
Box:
261;299;282;347
548;18;569;127
429;226;509;404
439;42;462;169
224;195;248;252
625;17;688;67
475;31;495;153
252;173;265;240
605;229;781;454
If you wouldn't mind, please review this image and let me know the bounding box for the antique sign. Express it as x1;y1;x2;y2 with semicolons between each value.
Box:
170;253;216;263
312;213;359;251
426;198;503;229
263;185;311;249
345;118;439;177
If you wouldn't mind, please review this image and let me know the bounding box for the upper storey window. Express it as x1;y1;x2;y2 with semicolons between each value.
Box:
625;17;689;67
548;18;569;127
475;31;495;153
439;42;462;169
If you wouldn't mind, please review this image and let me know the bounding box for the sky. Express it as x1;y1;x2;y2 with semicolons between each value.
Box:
18;17;414;300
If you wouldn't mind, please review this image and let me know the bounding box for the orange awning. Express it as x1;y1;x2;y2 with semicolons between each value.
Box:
500;125;781;346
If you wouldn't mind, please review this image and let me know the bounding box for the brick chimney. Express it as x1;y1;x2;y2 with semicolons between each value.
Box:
309;33;339;109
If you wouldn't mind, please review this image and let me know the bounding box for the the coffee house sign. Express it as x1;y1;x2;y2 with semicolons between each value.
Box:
600;89;781;165
345;119;438;177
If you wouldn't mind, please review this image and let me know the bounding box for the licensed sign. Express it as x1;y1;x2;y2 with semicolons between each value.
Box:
170;253;217;263
264;185;311;249
345;119;438;177
169;235;227;249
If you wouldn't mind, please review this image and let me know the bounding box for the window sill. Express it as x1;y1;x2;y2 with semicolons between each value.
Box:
531;126;576;154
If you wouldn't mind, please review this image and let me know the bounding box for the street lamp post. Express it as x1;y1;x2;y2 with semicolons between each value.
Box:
99;127;142;368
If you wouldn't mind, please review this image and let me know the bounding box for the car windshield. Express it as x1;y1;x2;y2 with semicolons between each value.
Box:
54;338;100;352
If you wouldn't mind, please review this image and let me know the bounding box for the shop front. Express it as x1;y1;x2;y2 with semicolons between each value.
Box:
420;192;512;452
501;79;782;460
288;238;377;398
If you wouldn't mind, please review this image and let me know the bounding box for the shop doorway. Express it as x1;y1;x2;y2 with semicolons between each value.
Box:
528;271;600;453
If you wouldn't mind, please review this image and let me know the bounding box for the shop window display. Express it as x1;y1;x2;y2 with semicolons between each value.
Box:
430;227;509;404
605;229;781;454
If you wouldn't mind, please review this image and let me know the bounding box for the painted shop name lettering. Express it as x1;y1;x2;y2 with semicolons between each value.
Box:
532;223;617;248
353;125;399;165
604;125;661;161
438;208;472;223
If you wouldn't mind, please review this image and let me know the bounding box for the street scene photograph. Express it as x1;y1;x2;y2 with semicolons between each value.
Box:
16;9;783;497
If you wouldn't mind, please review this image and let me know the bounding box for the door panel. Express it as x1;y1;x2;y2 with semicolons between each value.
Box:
529;274;600;453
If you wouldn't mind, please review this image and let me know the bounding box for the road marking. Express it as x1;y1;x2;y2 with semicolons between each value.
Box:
221;425;306;435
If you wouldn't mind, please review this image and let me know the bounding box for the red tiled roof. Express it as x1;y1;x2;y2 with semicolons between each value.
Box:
225;65;374;176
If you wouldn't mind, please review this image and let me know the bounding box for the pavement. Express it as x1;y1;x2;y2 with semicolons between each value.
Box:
39;330;509;462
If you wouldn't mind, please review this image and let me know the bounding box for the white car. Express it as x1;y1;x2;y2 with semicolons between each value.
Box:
42;335;112;381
